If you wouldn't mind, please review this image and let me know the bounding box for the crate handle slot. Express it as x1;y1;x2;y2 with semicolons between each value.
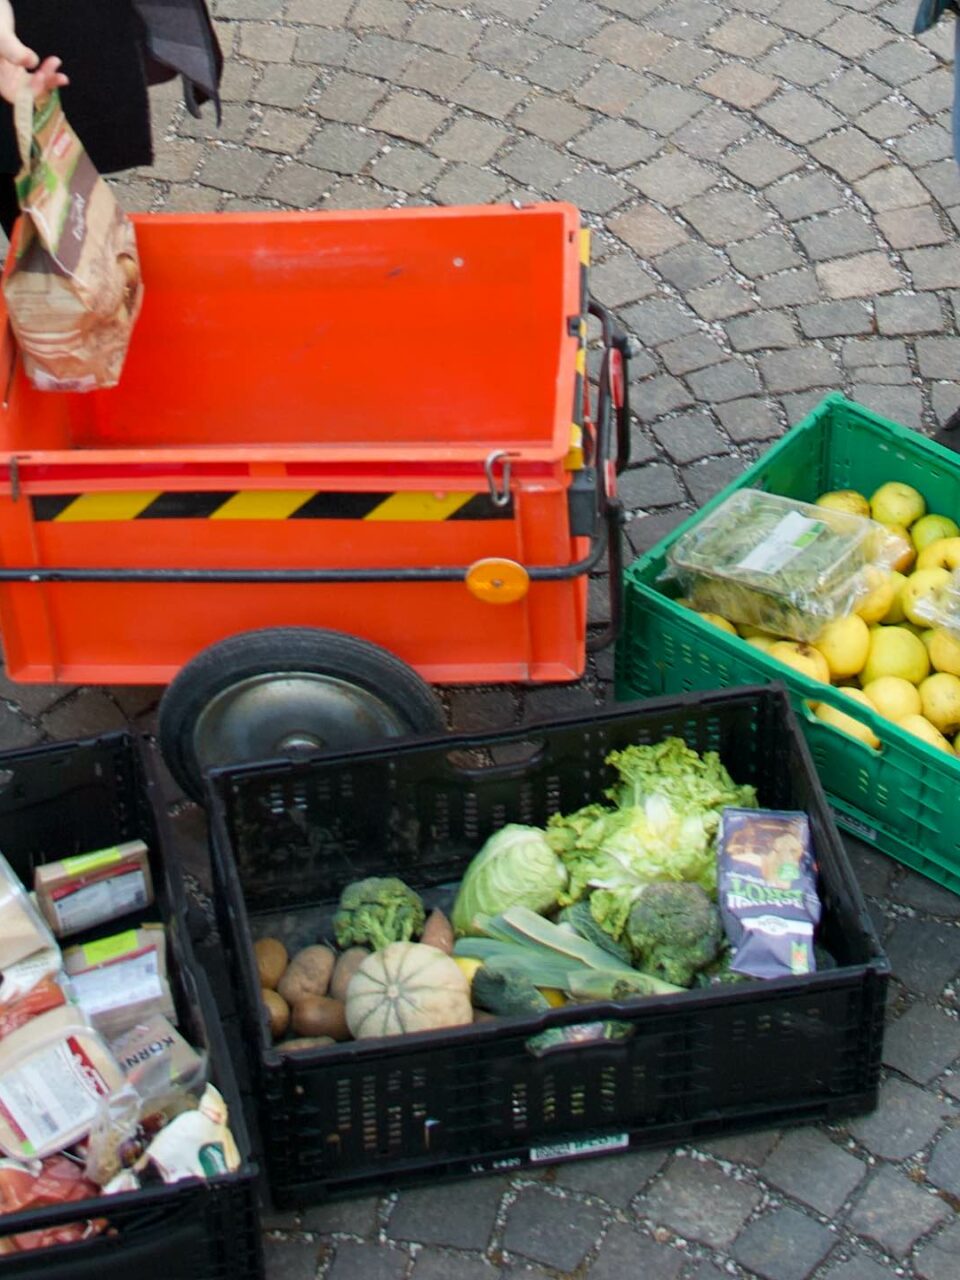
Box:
800;695;884;757
445;738;547;779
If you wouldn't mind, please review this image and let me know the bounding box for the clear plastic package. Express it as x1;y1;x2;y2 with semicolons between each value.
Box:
665;489;903;641
914;568;960;635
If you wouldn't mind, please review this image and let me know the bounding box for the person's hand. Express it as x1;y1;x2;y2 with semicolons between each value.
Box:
0;1;68;105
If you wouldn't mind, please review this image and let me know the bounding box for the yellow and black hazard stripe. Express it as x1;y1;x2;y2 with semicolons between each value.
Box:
31;490;514;523
565;227;590;472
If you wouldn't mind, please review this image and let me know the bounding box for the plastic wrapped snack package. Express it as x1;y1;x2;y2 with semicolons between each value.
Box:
0;950;61;1007
0;855;57;973
665;490;905;641
914;568;960;636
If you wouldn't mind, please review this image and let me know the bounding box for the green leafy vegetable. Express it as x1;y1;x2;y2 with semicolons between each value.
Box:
626;882;723;988
556;901;633;964
472;967;551;1016
606;737;756;819
333;877;425;951
451;824;568;936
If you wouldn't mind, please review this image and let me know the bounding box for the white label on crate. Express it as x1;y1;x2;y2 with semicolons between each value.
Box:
52;868;149;934
69;949;162;1018
0;1038;110;1156
736;512;825;576
835;812;879;845
530;1132;629;1164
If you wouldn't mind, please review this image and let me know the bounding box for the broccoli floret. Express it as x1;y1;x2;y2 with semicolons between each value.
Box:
333;877;425;951
693;947;751;988
626;881;723;988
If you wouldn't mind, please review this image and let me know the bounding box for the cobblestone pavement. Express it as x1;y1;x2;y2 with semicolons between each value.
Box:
2;0;960;1277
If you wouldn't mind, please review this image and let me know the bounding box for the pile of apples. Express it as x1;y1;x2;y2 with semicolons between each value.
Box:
697;480;960;758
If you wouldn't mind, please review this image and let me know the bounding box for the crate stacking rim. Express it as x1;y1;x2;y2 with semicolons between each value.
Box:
0;203;626;687
618;393;960;894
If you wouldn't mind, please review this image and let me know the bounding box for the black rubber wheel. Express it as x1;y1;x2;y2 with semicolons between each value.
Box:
158;627;447;801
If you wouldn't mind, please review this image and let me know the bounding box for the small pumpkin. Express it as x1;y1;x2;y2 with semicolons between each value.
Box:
345;941;472;1039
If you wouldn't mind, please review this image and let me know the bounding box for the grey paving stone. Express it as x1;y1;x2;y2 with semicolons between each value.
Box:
821;68;892;115
710;13;781;58
619;462;685;508
877;205;947;250
866;37;937;86
263;1238;321;1280
757;269;822;309
659;334;726;377
914;1220;960;1280
681;190;771;246
849;1076;953;1159
820;1257;897;1280
587;22;673;74
655;243;725;290
370;91;451;143
700;64;780;110
389;1177;505;1250
525;45;595;92
398;48;473;95
638;1155;762;1248
556;171;630;215
817;252;905;300
919;157;960;206
626;507;690;555
328;1241;408;1280
344;33;415;81
904;67;955;116
850;383;923;428
761;42;842;88
759;91;843;145
895;122;955;167
918;337;960;380
774;0;835;37
685;455;748;505
635;375;697;423
253;64;318;108
373;147;443;193
877;293;944;337
433;118;507;165
551;1148;669;1206
472;26;548;74
795;212;877;263
586;1222;685;1280
409;9;480;54
688;279;756;322
502;1187;605;1271
626;83;707;135
732;1206;835;1280
798;301;873;339
301;125;381;175
301;1195;379;1236
650;39;719;87
931;381;960;427
722;137;803;188
497;140;576;191
651;412;726;463
905;244;960;290
589;254;657;307
672;105;752;160
687;359;760;404
848;1165;949;1259
856;165;932;214
574;62;651;115
531;0;610;44
767;173;845;221
433;165;507;205
780;389;834;423
858;98;920;141
571;119;659;169
760;348;839;395
885;917;960;995
927;1127;960;1196
41;689;128;738
727;233;802;278
265;161;331;206
897;872;960;919
628;152;716;207
412;1251;493;1280
695;1129;781;1166
622;299;699;346
847;844;896;898
293;25;354;67
810;129;888;183
314;72;388;124
609;204;689;257
842;337;909;369
514;97;589;145
760;1129;866;1216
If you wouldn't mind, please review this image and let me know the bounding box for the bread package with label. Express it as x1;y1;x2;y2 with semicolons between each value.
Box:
34;842;153;938
62;926;174;1039
0;854;57;971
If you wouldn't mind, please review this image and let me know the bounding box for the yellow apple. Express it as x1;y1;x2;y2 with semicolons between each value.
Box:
746;635;775;653
855;566;897;625
870;481;926;528
813;615;870;680
815;689;880;749
929;627;960;676
862;676;922;722
919;672;960;736
698;612;737;635
955;730;960;753
861;626;930;686
882;524;916;572
901;567;951;626
768;640;831;684
916;537;960;572
738;623;776;641
920;628;937;652
912;514;960;554
898;714;955;755
879;569;909;624
816;490;871;519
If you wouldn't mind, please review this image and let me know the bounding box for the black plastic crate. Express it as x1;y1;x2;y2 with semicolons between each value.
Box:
0;732;263;1280
206;685;889;1208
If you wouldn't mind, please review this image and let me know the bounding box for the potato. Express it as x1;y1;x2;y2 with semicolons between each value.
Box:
261;988;290;1040
330;946;370;1002
277;945;336;1005
255;938;288;990
420;909;454;955
292;995;350;1041
277;1036;335;1055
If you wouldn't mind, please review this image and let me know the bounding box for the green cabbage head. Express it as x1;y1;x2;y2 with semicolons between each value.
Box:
452;824;568;936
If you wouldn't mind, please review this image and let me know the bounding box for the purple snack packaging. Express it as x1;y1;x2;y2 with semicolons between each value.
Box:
717;808;822;979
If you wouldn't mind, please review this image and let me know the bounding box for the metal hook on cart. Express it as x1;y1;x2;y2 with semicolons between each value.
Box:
484;450;517;508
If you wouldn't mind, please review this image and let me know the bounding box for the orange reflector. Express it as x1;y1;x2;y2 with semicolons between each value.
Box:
465;558;530;604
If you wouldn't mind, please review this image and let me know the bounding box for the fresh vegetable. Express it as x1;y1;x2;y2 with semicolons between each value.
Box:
261;988;290;1040
626;882;723;988
453;955;482;985
330;947;370;1002
277;945;336;1005
556;901;632;964
345;942;472;1039
420;909;455;954
254;938;288;990
333;878;425;951
451;825;567;936
564;969;682;1000
471;967;550;1017
291;995;349;1041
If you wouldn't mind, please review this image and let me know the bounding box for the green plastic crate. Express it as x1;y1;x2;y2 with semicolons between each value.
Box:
617;393;960;893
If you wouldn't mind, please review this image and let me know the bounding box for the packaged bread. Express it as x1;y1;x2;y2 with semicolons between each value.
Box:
62;927;174;1039
34;841;153;937
0;1005;125;1159
0;855;56;972
0;949;61;1007
109;1014;202;1095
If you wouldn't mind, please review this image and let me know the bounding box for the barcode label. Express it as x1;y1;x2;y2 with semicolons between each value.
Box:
530;1132;629;1163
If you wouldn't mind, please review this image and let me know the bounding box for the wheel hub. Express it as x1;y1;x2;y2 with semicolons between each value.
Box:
192;671;410;774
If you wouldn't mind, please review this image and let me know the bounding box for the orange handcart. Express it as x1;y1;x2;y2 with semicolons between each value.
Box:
0;202;631;796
